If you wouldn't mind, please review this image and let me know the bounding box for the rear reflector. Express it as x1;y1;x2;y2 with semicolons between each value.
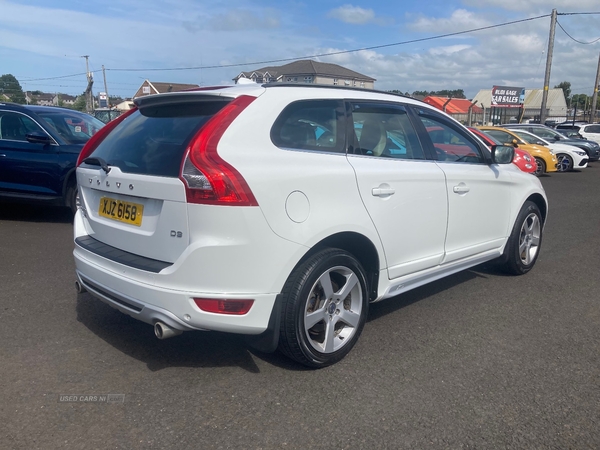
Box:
193;298;254;315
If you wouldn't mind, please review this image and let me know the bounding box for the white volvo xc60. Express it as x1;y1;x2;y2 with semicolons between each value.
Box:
73;84;548;368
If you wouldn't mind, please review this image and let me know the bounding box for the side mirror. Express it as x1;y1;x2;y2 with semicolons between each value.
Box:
511;138;519;147
553;135;560;141
492;145;514;164
26;132;52;145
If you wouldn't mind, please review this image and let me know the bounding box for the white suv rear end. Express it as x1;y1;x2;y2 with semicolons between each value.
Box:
74;84;547;368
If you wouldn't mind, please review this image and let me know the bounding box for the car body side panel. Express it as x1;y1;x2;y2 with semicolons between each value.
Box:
0;139;62;196
213;89;388;267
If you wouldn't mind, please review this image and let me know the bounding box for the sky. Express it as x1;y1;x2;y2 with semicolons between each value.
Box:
1;0;599;100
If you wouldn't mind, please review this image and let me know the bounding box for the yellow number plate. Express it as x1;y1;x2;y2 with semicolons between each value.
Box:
98;197;144;226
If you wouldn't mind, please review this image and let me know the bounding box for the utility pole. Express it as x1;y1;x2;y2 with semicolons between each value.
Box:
81;55;94;113
591;53;600;123
540;9;557;125
102;65;110;107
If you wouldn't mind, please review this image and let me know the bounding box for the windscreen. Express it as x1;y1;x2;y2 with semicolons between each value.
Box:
88;100;229;177
36;110;105;144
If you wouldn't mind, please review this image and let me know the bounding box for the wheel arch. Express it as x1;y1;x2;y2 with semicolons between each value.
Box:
526;193;547;224
297;232;381;302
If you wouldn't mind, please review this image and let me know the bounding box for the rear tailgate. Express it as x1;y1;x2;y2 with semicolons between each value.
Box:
77;167;188;263
75;95;233;264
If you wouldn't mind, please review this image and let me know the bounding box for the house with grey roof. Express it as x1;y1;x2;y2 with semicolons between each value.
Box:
23;92;78;107
233;60;376;89
133;80;201;98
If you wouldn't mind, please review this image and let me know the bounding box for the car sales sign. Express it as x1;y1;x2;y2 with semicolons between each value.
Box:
491;86;525;108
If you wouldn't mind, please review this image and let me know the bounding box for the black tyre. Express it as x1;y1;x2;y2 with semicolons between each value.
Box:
501;201;543;275
534;157;546;176
67;183;79;216
278;248;369;368
556;153;573;172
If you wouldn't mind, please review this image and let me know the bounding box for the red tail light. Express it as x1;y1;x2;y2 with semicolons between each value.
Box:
180;95;258;206
193;298;254;315
76;108;138;166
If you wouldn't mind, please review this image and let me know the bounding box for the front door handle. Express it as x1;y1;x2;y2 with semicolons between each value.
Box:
372;186;395;197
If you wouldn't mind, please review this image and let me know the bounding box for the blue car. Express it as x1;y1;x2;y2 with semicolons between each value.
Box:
0;103;104;213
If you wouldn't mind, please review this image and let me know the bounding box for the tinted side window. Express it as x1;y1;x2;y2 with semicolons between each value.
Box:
349;102;425;159
533;128;557;139
416;112;484;163
271;100;345;153
483;129;515;145
586;125;600;133
0;112;43;141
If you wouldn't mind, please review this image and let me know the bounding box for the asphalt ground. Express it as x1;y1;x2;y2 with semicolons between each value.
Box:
1;166;599;449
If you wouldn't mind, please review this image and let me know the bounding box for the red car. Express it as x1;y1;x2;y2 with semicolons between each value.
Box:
468;127;535;174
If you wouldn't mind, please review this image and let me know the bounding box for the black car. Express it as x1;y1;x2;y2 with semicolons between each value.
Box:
0;103;105;213
502;123;600;161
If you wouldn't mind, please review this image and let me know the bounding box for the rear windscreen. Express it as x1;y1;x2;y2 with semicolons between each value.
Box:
88;100;229;177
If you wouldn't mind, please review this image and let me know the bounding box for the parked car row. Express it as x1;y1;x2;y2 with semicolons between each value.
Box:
470;123;600;177
503;123;600;161
555;122;600;144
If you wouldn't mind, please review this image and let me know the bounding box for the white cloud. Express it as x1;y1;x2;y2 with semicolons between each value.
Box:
328;5;379;25
428;45;472;56
409;9;492;33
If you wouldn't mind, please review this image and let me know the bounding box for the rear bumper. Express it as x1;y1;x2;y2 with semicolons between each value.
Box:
72;202;306;335
74;249;279;335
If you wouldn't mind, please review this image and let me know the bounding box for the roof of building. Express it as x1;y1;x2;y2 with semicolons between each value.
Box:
235;60;375;82
31;93;55;101
57;94;77;101
423;96;483;114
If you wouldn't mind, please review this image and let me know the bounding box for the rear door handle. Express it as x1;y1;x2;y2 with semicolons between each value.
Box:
372;187;395;197
453;184;470;194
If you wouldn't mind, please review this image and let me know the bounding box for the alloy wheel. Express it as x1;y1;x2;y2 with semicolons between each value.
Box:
519;212;541;265
303;266;363;354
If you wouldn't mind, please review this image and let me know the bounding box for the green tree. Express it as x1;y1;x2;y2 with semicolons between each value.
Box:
109;95;123;106
412;90;430;97
554;81;571;105
554;81;571;107
71;95;87;111
0;74;26;104
571;93;589;110
411;89;466;99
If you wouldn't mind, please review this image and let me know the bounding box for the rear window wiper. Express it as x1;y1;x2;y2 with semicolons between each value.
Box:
83;157;111;174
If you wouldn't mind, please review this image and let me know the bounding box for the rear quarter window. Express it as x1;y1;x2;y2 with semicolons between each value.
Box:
271;100;346;153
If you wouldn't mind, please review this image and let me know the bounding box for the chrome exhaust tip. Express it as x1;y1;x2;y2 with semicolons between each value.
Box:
154;321;183;339
75;280;86;294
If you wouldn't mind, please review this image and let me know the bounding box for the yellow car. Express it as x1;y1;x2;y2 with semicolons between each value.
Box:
477;126;557;176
